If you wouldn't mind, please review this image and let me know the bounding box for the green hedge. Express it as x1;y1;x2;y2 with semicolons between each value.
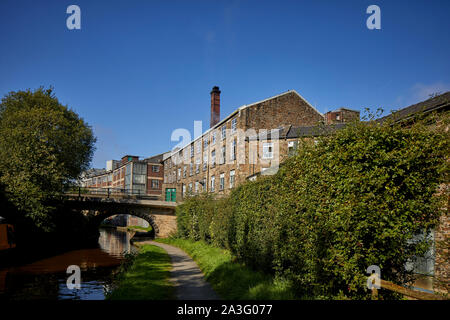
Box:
176;116;449;299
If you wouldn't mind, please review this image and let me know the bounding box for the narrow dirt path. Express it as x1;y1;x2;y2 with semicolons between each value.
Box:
140;240;220;300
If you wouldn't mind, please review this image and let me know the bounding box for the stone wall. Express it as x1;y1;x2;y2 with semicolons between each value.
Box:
434;207;449;293
151;212;177;238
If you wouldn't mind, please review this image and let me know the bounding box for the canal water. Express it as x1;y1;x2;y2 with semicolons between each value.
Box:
0;228;136;300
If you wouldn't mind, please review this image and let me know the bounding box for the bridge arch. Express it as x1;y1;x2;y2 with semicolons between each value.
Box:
94;210;159;237
65;196;177;239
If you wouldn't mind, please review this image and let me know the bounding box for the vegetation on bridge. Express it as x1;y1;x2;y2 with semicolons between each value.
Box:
0;87;96;241
175;112;449;299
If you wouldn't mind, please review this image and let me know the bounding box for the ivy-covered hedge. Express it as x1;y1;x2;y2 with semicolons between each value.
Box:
176;116;449;299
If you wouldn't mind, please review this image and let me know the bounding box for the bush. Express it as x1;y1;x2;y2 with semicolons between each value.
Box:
175;115;449;299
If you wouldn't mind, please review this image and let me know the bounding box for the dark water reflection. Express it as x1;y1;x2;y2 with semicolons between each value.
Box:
0;228;136;300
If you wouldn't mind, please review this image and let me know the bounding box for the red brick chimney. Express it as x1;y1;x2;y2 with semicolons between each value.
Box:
210;86;221;128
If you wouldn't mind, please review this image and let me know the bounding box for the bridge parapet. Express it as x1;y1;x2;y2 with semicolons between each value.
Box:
64;190;178;238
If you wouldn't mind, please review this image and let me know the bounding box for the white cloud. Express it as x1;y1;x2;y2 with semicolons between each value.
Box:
411;82;450;102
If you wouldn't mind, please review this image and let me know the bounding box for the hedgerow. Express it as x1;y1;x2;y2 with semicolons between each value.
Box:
175;114;449;299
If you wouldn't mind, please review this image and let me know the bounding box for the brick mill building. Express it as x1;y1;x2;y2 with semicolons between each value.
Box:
79;86;449;295
81;153;164;197
162;87;358;201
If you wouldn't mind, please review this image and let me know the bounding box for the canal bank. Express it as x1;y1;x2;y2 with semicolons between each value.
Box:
106;240;219;300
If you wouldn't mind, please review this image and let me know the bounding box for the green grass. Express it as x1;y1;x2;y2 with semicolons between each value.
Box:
155;238;297;300
106;244;174;300
127;225;153;232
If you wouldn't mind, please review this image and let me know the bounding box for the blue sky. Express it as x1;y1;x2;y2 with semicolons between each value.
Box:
1;0;449;168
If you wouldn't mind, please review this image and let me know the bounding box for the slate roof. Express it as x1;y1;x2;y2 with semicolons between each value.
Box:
378;91;450;124
285;123;347;138
246;123;347;141
144;152;165;164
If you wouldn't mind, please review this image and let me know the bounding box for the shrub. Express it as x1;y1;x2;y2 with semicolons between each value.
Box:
175;114;449;299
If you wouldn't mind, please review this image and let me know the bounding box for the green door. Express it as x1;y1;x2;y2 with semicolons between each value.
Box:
165;188;176;202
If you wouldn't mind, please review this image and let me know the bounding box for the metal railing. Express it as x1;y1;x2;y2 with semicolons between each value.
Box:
64;186;161;200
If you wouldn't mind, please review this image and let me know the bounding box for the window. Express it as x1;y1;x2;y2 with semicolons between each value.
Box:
152;165;160;173
203;137;208;150
182;184;186;197
288;141;298;156
336;114;341;121
210;175;215;192
230;170;235;188
151;179;159;189
196;158;200;174
231;118;237;133
220;146;226;164
262;142;274;159
196;141;201;154
195;181;199;193
190;144;194;157
201;178;206;191
219;173;225;191
188;182;193;194
177;168;181;180
211;150;216;167
203;153;208;171
212;131;216;145
189;163;193;176
230;139;236;161
183;165;187;178
221;125;226;140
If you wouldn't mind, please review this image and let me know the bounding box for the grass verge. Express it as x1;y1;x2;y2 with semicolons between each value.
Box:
155;238;297;300
106;244;174;300
127;225;153;232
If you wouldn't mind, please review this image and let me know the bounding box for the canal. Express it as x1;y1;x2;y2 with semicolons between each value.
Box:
0;228;137;300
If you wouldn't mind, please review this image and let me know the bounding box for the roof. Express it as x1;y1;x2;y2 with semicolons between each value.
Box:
286;123;347;138
81;168;107;178
378;91;450;124
169;89;323;154
327;107;360;113
144;152;165;164
247;123;347;141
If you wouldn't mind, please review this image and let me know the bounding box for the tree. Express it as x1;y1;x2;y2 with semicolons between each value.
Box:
0;87;96;231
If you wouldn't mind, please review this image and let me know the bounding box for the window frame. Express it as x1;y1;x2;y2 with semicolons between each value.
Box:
262;142;274;159
231;118;237;133
230;170;235;188
219;173;225;191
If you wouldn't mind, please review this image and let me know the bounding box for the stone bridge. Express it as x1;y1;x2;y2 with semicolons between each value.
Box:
65;194;178;238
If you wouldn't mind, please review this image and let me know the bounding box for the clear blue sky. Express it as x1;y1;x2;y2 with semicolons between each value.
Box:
1;0;449;168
